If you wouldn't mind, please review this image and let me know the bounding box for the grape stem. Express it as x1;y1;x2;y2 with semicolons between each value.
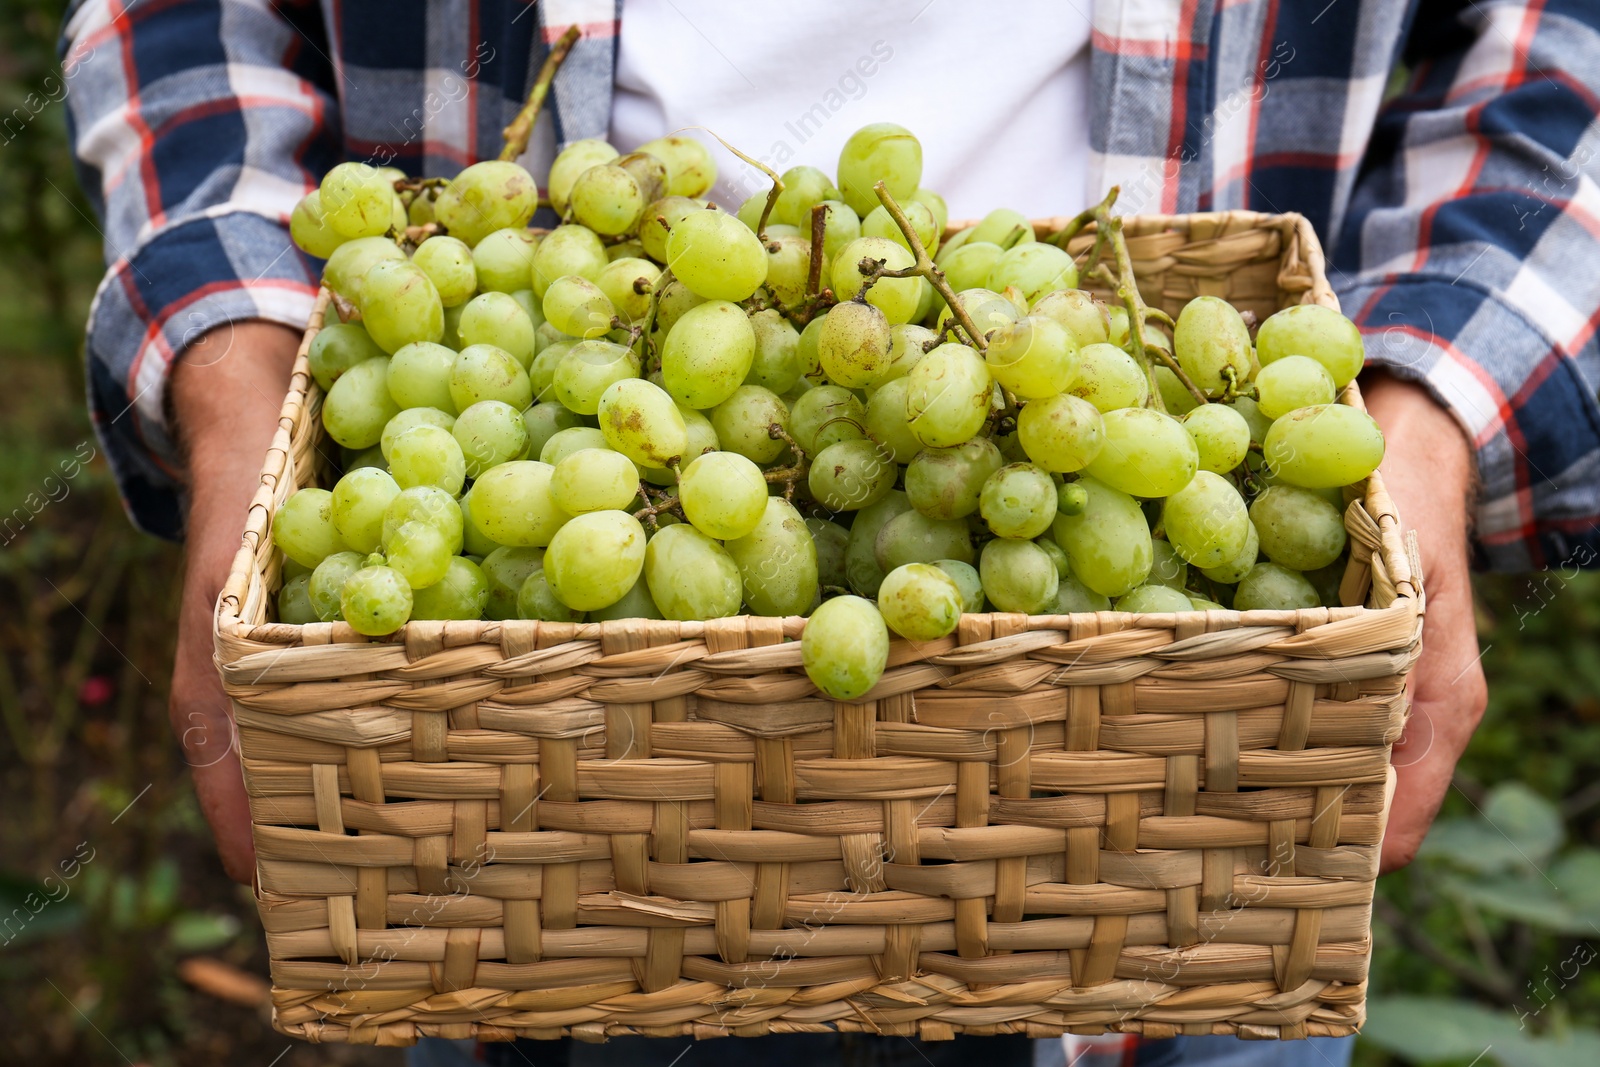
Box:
866;181;988;352
1047;187;1120;254
633;267;674;366
500;24;582;162
763;422;809;500
632;484;683;531
805;204;827;303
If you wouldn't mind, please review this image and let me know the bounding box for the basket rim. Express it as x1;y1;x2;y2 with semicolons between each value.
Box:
214;209;1420;652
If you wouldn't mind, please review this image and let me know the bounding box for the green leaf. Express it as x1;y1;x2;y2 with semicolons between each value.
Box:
1419;818;1531;874
1439;873;1587;932
1550;848;1600;920
166;911;242;953
1362;996;1527;1063
1493;1030;1600;1067
0;870;84;949
1481;783;1564;865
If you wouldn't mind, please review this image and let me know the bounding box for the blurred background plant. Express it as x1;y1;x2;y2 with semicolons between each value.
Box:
0;2;1596;1064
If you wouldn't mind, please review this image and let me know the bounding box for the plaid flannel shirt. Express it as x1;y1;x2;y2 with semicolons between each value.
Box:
63;0;1600;570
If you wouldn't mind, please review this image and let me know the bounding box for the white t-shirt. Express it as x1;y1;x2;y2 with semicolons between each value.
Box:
609;0;1092;224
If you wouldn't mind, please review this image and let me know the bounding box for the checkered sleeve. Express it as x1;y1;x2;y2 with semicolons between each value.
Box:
61;0;341;539
1335;0;1600;571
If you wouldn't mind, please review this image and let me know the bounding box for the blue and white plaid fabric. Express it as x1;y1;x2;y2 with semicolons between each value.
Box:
63;0;1600;569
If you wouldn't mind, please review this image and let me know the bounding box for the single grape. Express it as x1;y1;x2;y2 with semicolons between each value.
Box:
905;343;992;448
569;164;645;235
435;160;539;245
643;523;743;620
979;463;1058;539
1256;354;1337;420
463;230;534;296
380;407;455;461
386;341;458;412
386;424;466;494
652;278;707;339
1032;289;1110;347
876;510;974;571
1162;471;1250;569
278;572;318;624
548;448;641;516
1174;295;1253;397
966;208;1034;248
639;406;718;484
773;165;839;227
588;379;684;470
705;385;786;465
468;461;568;547
452;400;529;478
1085;407;1199;498
862;199;938;255
1229;395;1274;445
358;259;444;354
549;139;621;214
789;384;866;454
523;401;585;460
1070;342;1148;412
936;288;1021;340
637;135;716;198
332;466;401;554
341;562;413;635
1115;584;1194;613
724;497;818;616
845;491;911;597
806;517;851;590
320;162;394;239
939;242;1005;298
816;199;862;265
1058;481;1089;515
878;563;963;640
679;451;768;538
516;569;583;621
542;274;616;339
905;438;1003;520
1250;485;1348;571
763;234;812;307
310;322;385;392
542;510;645;610
987;243;1077;305
411;235;477;306
322;236;405;303
1256;304;1365;387
1181;403;1252;474
553;339;637;415
986;315;1076;400
1199;521;1260;585
457;487;503;558
289;191;347;258
596;257;661;324
1051;571;1109;613
1016;392;1104;473
324;358;399;450
410;556;489;620
481;546;546;620
809;439;897;512
830;236;919;325
615;150;669;205
1234;561;1320;611
382;485;464;553
308;550;363;621
1051;476;1153;598
1036;536;1073;581
539;426;610;467
666;210;769;302
880;323;935;385
744;309;803;394
639;197;704;262
529;223;608;298
980;538;1059;614
1148;540;1189;591
836;123;922;217
817;300;892;388
802;595;889;700
589;574;665;622
1262;404;1385;488
662;300;756;409
386;519;452;588
927;559;982;613
450;343;532;411
863;377;922;464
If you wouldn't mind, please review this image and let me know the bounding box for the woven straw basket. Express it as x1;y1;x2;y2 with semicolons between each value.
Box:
215;211;1422;1046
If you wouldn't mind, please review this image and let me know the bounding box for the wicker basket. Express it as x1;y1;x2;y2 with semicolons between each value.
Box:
215;211;1422;1046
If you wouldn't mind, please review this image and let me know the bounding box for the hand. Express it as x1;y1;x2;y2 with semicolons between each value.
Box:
1361;371;1488;872
170;321;303;884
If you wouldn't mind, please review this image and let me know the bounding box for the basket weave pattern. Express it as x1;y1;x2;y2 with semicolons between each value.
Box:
216;212;1422;1045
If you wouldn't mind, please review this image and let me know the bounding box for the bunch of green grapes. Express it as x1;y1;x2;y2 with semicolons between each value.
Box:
278;123;1384;700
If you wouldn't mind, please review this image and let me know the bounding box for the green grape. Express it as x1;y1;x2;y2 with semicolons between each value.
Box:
344;445;388;473
836;123;921;217
516;569;583;621
358;259;444;353
806;517;851;590
555;340;640;416
453;400;529;477
662;300;755;408
1235;561;1320;611
641;524;741;620
1256;304;1364;387
1032;289;1110;347
938;243;1004;298
679;451;768;538
471;228;539;293
905;438;1003;520
795;315;827;382
1262;404;1385;488
930;559;984;613
1173;295;1253;398
1051;476;1153;597
615;151;668;205
411;235;477;306
542;510;645;610
382;485;464;553
380;407;454;461
863;377;922;464
551;448;640;515
596;257;660;324
802;595;888;699
1036;536;1072;580
878;563;962;640
540;426;610;466
386;519;452;588
320;162;394;239
1304;559;1346;608
816;199;862;265
324;357;399;449
289;191;347;258
542;274;616;339
1148;539;1189;590
1015;393;1104;473
809;439;896;512
468;461;568;547
387;191;408;234
441;303;464;349
905;343;991;448
711;385;789;464
1085;408;1198;498
450;343;531;411
322;237;405;303
764;234;812;307
309;322;385;391
863;200;937;256
936;288;1021;338
530;224;608;298
639;197;704;261
1116;584;1194;613
340;562;413;635
966;208;1034;248
637;135;716;198
774;165;839;227
882;323;935;385
830;237;919;325
589;574;665;622
481;546;546;620
1181;403;1251;474
1054;571;1111;613
1256;354;1336;420
653;278;707;339
523;401;585;459
792;385;870;456
817;300;892;388
987;243;1077;304
1229;395;1273;445
530;340;572;402
746;309;802;394
457;487;503;557
278;572;318;624
1161;471;1250;569
911;188;948;233
1188;594;1228;611
724;497;818;616
666;211;768;302
979;538;1059;614
1058;481;1089;515
410;556;489;620
435;160;539;246
1070;342;1148;412
569;164;645;235
597;378;690;467
979;463;1057;539
308;550;363;621
331;466;401;553
986;315;1076;400
640;405;718;484
1250;485;1348;571
876;510;974;571
509;289;548;339
1156;365;1202;416
1199;521;1260;585
386;424;466;494
845;491;911;597
549;139;621;214
386;342;458;412
408;190;437;227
